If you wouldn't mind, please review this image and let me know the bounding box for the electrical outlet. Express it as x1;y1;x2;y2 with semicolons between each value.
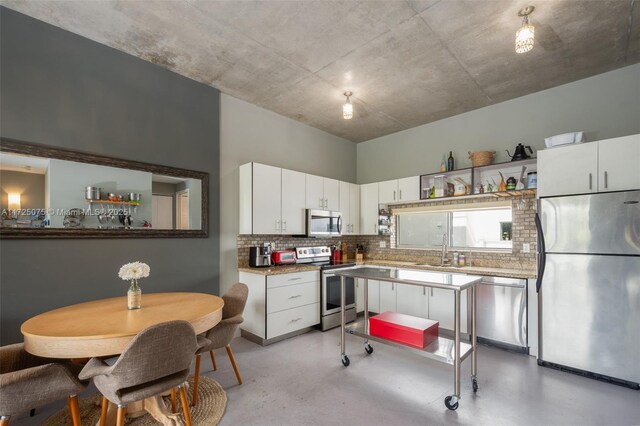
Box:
379;240;386;248
522;243;530;253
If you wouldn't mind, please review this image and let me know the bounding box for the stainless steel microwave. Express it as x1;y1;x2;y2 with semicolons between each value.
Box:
306;209;342;237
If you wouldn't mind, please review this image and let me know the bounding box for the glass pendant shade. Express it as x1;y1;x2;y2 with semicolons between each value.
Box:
515;17;535;53
343;101;353;120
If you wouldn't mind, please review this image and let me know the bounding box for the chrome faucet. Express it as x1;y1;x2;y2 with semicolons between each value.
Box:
441;232;449;266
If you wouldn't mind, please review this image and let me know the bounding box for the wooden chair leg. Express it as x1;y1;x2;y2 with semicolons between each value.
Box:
191;354;201;407
99;396;109;426
116;405;125;426
178;386;192;426
0;416;10;426
170;388;177;413
67;395;81;426
209;350;217;371
226;344;243;385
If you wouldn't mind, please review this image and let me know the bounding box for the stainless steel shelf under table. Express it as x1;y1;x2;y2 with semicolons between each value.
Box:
334;266;482;411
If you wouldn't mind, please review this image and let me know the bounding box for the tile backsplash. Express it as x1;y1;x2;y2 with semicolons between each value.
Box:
238;193;537;271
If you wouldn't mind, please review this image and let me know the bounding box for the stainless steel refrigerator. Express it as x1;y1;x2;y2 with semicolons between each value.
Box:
535;190;640;389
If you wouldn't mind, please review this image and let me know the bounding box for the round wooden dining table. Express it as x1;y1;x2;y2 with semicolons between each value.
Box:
21;292;224;358
21;292;224;426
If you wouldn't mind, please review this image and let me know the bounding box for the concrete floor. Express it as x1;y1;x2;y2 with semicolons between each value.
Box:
14;328;640;425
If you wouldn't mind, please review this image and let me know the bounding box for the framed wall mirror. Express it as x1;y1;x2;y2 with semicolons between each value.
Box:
0;138;209;238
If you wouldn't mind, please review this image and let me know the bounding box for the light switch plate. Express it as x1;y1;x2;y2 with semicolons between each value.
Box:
522;243;530;253
379;240;386;248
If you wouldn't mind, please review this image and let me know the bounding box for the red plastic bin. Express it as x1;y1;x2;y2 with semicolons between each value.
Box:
369;311;439;349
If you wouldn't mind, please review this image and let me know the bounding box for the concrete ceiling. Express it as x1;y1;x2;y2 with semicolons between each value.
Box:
2;0;639;143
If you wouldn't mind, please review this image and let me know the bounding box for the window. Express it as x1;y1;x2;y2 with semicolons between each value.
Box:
396;206;512;250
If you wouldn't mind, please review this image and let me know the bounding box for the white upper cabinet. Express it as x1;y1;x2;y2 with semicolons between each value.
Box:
538;134;639;197
597;135;640;192
305;174;325;209
537;143;598;197
324;178;340;211
349;183;360;235
378;176;420;204
339;181;360;235
251;163;282;234
239;162;306;235
378;179;398;204
398;176;420;202
360;182;379;235
306;174;339;210
281;168;306;235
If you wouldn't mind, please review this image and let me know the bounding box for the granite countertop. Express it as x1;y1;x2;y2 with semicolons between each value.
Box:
237;264;321;276
238;259;535;279
362;259;537;279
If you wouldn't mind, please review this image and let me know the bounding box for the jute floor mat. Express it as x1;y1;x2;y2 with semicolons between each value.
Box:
44;376;227;425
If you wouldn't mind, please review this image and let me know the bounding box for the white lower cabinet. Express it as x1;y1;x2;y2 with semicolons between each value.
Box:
379;281;397;312
368;268;468;334
267;303;320;339
356;278;380;313
396;284;429;318
428;288;467;333
240;270;320;343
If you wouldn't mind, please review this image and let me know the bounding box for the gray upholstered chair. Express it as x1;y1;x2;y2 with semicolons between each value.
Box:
192;282;248;406
0;343;87;426
79;320;205;426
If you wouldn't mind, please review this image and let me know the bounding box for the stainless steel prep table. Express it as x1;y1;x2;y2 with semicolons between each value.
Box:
334;266;482;410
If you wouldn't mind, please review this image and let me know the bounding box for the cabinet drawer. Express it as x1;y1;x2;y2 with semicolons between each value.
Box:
267;281;320;313
267;303;320;339
267;271;320;288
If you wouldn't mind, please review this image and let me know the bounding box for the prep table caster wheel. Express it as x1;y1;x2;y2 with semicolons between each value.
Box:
472;378;478;393
341;355;350;367
444;396;459;411
365;343;374;354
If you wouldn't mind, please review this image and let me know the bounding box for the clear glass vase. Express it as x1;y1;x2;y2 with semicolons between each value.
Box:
127;279;142;310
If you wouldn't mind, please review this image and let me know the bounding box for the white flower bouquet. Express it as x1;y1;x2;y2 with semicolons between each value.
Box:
118;261;150;282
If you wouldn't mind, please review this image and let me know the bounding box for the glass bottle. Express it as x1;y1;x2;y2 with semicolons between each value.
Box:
440;155;447;172
447;151;454;171
128;279;142;309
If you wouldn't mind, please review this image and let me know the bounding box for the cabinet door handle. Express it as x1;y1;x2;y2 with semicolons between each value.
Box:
288;294;302;299
431;288;434;296
423;287;426;295
319;198;323;208
604;171;608;189
391;283;394;291
393;190;396;201
589;173;592;190
275;220;280;232
288;277;302;281
325;198;329;208
282;219;287;232
290;317;302;323
399;189;402;200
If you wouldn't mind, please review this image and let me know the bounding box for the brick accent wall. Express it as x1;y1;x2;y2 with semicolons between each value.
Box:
238;193;537;271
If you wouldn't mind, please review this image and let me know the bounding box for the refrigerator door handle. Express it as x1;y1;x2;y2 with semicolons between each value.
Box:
535;212;546;293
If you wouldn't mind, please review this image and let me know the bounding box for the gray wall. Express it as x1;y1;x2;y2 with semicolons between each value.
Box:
220;93;356;294
0;170;45;211
0;8;220;344
357;64;640;183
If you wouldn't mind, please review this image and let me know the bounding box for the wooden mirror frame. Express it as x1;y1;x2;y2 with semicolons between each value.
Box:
0;138;209;239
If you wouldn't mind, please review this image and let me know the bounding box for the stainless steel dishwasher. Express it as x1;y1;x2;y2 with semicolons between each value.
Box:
477;276;528;353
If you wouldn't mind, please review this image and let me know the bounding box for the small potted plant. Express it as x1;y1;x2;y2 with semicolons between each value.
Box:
118;261;150;309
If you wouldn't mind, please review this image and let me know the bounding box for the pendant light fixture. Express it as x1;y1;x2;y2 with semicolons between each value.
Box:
343;91;353;120
515;6;535;54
